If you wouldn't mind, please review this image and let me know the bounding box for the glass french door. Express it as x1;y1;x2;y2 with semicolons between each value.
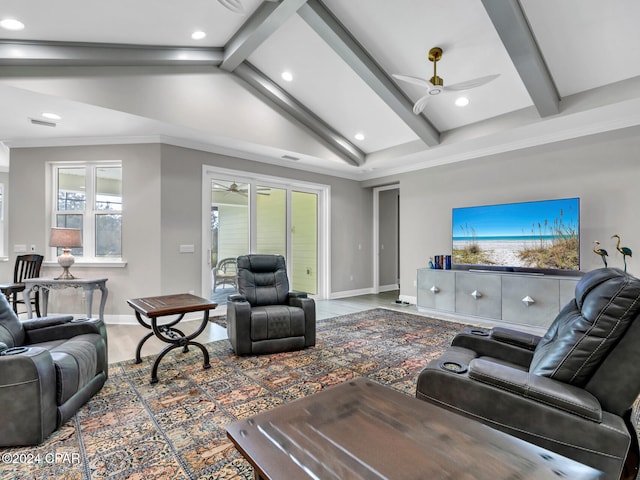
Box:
203;168;325;304
291;191;317;294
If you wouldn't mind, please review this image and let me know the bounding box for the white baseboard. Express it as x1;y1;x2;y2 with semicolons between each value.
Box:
378;284;400;292
329;287;375;299
103;314;137;325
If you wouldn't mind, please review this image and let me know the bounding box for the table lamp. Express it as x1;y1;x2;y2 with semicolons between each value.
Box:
49;228;82;279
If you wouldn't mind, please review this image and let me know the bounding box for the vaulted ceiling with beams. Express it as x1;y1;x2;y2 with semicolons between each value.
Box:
1;0;639;180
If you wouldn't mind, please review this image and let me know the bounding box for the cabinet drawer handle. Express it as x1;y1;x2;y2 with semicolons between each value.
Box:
430;285;440;294
471;290;482;300
522;295;535;306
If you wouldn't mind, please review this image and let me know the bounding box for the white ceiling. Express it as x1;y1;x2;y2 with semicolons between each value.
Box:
1;0;639;179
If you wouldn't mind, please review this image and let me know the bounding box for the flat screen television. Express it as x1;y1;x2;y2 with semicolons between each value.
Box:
452;197;580;275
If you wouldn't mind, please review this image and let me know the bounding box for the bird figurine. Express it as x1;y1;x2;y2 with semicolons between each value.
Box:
593;241;608;268
612;234;632;272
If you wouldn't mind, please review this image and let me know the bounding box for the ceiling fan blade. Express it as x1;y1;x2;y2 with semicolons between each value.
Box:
413;94;431;114
217;0;244;14
392;74;433;90
445;74;500;92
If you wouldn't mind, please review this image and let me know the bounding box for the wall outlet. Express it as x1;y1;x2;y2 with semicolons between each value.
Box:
14;244;27;253
179;244;195;253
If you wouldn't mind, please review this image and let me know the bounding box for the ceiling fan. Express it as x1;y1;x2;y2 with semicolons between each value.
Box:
213;182;270;196
393;47;500;115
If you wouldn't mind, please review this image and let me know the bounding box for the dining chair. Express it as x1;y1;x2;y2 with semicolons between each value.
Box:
0;254;44;316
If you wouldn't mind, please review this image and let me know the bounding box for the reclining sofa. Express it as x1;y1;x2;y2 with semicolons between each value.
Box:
0;293;108;446
227;254;316;355
417;268;640;479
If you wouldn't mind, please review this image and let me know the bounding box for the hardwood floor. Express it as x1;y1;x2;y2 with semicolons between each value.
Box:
107;290;406;364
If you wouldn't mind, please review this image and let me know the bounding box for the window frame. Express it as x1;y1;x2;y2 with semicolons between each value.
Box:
49;160;124;264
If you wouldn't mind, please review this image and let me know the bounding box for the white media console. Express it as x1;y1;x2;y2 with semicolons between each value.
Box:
416;268;581;329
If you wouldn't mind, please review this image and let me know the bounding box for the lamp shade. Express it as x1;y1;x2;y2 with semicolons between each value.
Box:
49;228;82;248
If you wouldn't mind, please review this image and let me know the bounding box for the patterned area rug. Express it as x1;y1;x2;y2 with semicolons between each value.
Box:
1;308;468;479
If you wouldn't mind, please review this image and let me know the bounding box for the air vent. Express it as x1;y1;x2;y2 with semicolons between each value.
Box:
29;118;57;127
281;154;300;161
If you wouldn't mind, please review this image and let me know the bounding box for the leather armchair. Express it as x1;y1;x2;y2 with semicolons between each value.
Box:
416;268;640;480
227;254;315;355
0;293;108;446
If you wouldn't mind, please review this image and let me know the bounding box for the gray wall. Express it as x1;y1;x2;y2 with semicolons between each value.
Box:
9;144;163;318
11;125;637;318
385;127;640;301
159;144;373;296
8;143;373;318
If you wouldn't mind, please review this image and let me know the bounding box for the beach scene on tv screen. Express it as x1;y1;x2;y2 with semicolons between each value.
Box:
452;198;579;270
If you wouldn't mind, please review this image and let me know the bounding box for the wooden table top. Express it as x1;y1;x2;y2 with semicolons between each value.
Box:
127;293;217;318
226;378;601;480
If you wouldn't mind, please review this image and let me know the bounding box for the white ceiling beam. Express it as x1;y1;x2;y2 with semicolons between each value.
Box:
0;40;224;66
220;0;309;72
298;0;440;147
481;0;560;117
235;62;365;166
219;0;366;166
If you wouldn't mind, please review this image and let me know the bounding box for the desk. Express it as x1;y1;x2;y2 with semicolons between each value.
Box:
23;278;108;321
127;293;217;384
227;378;602;480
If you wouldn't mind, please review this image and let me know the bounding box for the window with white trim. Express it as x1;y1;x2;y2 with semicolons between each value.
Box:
52;162;122;259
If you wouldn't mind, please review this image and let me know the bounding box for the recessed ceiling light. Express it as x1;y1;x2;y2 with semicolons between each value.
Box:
0;18;25;31
455;97;470;107
281;71;293;82
42;112;61;120
354;133;365;141
191;30;206;40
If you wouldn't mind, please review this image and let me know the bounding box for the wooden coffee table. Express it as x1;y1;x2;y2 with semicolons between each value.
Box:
226;378;602;480
127;293;217;384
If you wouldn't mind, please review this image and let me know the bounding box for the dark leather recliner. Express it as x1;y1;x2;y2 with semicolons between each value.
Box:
0;293;108;446
416;268;640;480
227;254;315;355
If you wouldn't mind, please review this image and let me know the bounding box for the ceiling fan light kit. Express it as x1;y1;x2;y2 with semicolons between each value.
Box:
393;46;500;114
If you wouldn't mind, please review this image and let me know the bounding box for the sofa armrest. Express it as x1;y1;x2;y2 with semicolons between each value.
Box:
288;291;308;299
228;293;247;303
22;315;74;330
0;347;57;446
469;357;602;421
25;317;104;345
490;327;542;350
289;295;316;347
452;329;535;367
226;298;252;355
